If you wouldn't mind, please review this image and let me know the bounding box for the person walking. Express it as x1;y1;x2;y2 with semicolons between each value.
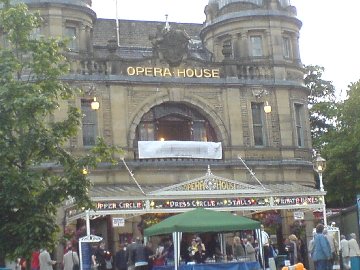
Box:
232;236;246;260
323;229;338;269
193;237;206;264
63;246;79;270
287;234;298;265
92;242;107;270
115;244;128;270
244;236;256;262
340;235;350;270
348;233;360;257
311;224;332;270
39;248;56;270
260;225;270;270
131;237;149;270
31;250;40;270
126;239;138;270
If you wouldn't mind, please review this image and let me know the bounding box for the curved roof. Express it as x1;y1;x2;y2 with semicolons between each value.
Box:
10;0;91;8
208;0;292;9
209;0;264;9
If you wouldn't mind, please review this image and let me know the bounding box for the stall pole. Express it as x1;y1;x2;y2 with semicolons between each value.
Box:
256;228;265;270
172;232;180;270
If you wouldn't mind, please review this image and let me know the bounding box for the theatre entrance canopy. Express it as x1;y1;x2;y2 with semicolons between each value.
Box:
64;166;326;223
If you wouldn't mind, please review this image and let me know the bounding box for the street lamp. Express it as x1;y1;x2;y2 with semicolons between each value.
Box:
264;101;272;114
313;154;327;226
313;154;326;191
91;97;100;110
264;101;272;146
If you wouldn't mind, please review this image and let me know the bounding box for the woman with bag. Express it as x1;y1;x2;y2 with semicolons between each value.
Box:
311;224;332;270
63;246;80;270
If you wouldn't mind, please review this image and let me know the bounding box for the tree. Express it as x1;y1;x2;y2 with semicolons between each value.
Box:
304;65;338;152
321;81;360;207
0;0;118;263
305;64;360;206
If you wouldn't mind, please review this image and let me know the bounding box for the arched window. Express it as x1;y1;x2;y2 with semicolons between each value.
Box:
211;0;263;9
136;103;217;142
279;0;291;7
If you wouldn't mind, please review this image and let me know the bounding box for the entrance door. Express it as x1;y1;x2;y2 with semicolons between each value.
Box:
157;120;191;141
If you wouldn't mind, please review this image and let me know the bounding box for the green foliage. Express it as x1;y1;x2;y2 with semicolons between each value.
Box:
321;81;360;206
305;65;338;152
305;65;360;207
0;1;120;261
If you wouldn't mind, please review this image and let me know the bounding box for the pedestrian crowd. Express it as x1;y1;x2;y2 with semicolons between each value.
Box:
14;225;360;270
308;223;360;270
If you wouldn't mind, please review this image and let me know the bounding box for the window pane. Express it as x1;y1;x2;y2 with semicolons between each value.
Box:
81;99;97;146
252;103;264;146
295;103;304;147
254;126;264;145
65;26;77;50
250;36;263;57
30;28;42;40
283;36;291;58
252;103;262;124
279;0;291;7
139;123;155;141
193;121;207;141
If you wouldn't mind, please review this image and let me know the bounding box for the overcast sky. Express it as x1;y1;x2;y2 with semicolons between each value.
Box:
92;0;360;98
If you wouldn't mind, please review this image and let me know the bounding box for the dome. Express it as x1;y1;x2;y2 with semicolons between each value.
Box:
208;0;292;9
208;0;263;9
9;0;91;8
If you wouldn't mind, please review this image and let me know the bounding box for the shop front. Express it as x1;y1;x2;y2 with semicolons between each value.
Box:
64;166;325;265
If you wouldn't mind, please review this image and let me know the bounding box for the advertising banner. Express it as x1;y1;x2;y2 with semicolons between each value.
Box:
138;141;222;159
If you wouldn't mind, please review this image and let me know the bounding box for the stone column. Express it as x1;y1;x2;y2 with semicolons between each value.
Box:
292;33;301;62
79;23;87;52
304;211;315;270
240;32;248;58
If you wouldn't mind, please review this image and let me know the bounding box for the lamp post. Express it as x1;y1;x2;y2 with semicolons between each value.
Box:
264;101;272;114
264;101;272;146
91;97;100;111
313;154;327;226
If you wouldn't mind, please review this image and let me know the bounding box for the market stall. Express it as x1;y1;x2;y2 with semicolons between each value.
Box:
144;208;262;270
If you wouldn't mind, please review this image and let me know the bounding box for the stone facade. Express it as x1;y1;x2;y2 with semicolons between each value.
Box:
9;0;317;259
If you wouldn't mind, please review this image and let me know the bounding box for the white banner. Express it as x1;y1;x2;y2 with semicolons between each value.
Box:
138;141;222;159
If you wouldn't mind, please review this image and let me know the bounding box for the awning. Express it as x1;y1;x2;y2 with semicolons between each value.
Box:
144;208;260;236
64;168;325;223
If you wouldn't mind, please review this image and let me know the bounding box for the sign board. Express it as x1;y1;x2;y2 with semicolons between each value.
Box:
138;141;222;159
79;235;103;270
293;211;304;220
112;217;125;227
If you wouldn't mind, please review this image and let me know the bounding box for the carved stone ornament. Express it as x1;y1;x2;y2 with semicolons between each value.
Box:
252;88;269;98
150;26;190;67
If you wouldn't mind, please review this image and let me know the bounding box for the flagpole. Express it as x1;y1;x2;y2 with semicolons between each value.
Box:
115;0;120;46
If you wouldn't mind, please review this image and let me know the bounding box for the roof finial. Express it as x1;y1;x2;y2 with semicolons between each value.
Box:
206;165;212;176
164;14;171;31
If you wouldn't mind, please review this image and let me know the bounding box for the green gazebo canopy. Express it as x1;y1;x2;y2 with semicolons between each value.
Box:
144;208;261;236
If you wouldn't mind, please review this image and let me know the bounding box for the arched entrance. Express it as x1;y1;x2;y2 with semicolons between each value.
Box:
135;102;217;143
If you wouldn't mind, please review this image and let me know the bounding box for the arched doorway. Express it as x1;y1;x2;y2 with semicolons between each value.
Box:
135;102;217;143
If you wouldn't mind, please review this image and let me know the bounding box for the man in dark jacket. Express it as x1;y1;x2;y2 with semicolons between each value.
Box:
125;239;137;270
131;237;149;270
92;242;107;270
115;244;127;270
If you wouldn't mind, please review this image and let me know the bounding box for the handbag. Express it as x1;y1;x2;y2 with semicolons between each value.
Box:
72;251;80;270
